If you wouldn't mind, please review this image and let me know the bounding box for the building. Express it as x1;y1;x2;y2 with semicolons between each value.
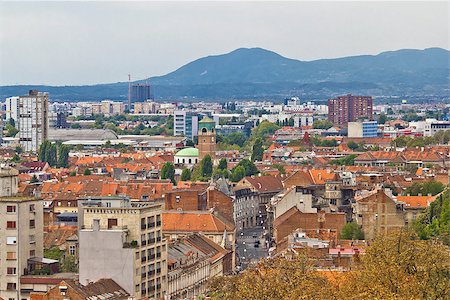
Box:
131;83;152;103
78;196;167;300
0;166;44;300
173;111;199;140
348;121;378;138
328;94;373;127
424;120;450;137
354;189;406;240
197;117;216;160
167;234;229;300
5;96;19;125
18;90;49;152
30;279;129;300
99;100;125;116
174;148;199;166
134;100;160;114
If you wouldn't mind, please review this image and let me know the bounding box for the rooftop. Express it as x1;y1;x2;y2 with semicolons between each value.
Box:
175;147;199;157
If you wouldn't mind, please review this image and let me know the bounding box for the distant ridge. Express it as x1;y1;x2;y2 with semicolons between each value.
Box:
1;47;449;101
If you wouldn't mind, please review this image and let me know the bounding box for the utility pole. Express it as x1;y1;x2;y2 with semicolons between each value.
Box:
128;74;131;112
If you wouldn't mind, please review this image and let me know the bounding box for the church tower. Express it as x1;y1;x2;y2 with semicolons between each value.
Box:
197;116;216;160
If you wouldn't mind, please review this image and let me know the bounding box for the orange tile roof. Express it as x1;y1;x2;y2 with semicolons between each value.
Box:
309;169;337;185
396;195;435;209
162;212;235;232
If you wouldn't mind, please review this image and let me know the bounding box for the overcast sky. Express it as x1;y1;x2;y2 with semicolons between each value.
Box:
0;1;448;86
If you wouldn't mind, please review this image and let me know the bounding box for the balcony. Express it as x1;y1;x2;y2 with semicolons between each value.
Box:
156;237;161;242
149;238;156;244
148;254;156;260
156;221;161;227
148;222;156;228
141;256;147;263
148;270;155;276
141;240;147;246
141;273;147;279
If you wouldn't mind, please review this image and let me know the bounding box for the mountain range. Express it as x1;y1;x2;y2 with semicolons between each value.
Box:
1;47;449;101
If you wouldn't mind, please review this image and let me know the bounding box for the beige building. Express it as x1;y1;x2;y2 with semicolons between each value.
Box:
78;196;167;300
0;166;44;300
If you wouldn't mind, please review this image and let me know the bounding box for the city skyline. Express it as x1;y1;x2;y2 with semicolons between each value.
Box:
0;1;448;86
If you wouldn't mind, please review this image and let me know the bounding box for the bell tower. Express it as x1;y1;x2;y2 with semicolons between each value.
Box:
197;116;216;160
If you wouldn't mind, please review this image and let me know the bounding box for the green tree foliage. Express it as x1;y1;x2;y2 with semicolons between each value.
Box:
312;136;338;147
44;247;62;260
251;138;264;162
378;113;387;124
8;118;15;127
200;155;213;178
221;132;247;147
340;222;364;240
69;171;77;176
15;146;23;154
347;141;359;150
161;162;176;184
254;121;280;139
57;144;70;168
12;154;21;162
4;124;19;137
235;159;259;177
404;180;445;196
414;190;450;245
229;166;246;182
61;255;78;272
180;168;191;181
71;123;81;129
330;154;358;166
38;141;57;166
30;174;39;183
313;120;333;129
83;168;92;176
218;158;228;170
273;164;286;174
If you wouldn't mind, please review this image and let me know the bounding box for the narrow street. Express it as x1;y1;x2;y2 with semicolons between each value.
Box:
236;226;269;271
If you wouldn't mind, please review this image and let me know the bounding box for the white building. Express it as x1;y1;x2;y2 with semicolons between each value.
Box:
173;110;199;140
5;96;19;125
18;90;49;152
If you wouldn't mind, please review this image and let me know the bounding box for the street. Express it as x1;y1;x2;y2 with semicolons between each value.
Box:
235;226;269;271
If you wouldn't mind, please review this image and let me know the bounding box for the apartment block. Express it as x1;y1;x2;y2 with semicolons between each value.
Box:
328;94;373;127
5;97;19;125
173;111;199;140
18;90;49;152
0;167;44;300
78;196;167;300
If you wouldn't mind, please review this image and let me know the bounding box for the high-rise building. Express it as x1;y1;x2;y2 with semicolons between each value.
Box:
18;90;49;152
78;196;167;299
328;94;373;127
348;121;378;138
173;110;199;140
131;84;152;103
0;166;44;300
197;117;216;160
5;96;19;125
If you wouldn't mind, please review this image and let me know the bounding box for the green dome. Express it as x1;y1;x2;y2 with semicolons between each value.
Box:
199;116;215;123
175;147;199;157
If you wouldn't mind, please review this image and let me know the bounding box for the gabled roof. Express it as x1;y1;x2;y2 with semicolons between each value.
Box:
162;211;235;232
396;195;435;209
62;279;129;299
243;175;283;193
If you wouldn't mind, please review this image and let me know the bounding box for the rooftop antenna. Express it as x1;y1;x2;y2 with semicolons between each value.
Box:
128;74;131;112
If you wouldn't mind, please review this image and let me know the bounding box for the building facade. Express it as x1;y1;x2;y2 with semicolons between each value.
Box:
328;94;373;127
0;167;44;300
78;196;167;300
5;97;19;125
197;117;216;160
173;111;199;140
131;84;152;103
348;121;378;138
18;90;49;152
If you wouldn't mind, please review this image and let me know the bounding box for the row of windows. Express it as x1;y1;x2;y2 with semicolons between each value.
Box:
6;204;35;213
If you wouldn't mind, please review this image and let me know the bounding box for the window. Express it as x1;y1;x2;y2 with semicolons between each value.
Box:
107;218;118;229
7;283;16;290
29;235;35;244
6;221;16;229
69;245;76;256
29;204;35;212
6;205;16;213
7;237;17;245
6;252;16;260
29;219;35;228
30;250;35;257
7;267;16;275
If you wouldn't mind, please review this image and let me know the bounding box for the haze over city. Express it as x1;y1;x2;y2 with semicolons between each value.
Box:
0;1;448;85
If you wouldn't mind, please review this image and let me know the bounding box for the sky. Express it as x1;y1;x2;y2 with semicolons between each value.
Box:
0;1;448;86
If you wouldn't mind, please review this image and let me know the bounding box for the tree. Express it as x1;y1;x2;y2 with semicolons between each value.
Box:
8;118;15;127
313;120;333;129
12;154;20;162
57;144;70;168
230;166;246;182
404;180;445;196
180;168;191;181
378;113;387;124
200;155;213;178
69;171;77;176
4;124;19;137
347;141;359;151
161;162;176;184
223;132;247;147
273;164;286;174
104;140;112;148
30;175;39;183
38;141;57;166
15;146;23;154
217;158;228;171
251;138;264;161
414;190;450;245
83;168;91;176
235;159;259;177
340;222;364;240
330;154;358;166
